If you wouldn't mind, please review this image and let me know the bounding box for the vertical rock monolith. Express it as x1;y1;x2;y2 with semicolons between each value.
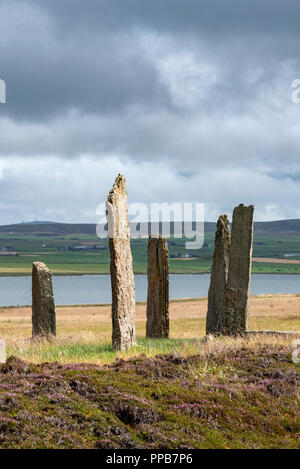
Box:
206;215;231;335
32;262;56;337
106;174;136;351
146;235;169;338
224;204;254;334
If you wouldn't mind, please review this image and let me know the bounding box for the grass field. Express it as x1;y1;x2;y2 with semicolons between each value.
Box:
1;295;300;364
1;227;300;275
0;296;299;449
0;296;300;450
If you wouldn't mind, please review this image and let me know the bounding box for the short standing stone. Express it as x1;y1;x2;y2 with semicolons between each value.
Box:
32;262;56;337
206;215;231;335
146;235;169;338
106;174;136;351
224;204;254;334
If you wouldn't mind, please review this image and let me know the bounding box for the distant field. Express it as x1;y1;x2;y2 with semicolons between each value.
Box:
253;257;300;264
0;221;300;275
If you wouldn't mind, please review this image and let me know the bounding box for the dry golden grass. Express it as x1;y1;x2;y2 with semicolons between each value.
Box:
0;295;299;364
253;257;300;264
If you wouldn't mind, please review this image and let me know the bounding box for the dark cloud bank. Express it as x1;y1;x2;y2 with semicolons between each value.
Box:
0;0;300;224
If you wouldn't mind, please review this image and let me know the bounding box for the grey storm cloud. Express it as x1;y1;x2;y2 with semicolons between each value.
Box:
28;0;300;37
0;0;300;224
1;0;300;120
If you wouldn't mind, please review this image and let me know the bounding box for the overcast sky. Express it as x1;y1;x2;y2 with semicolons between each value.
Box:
1;0;300;225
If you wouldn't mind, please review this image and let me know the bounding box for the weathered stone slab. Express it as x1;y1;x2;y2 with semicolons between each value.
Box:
146;235;169;338
206;215;231;335
32;262;56;337
224;204;254;334
106;174;136;351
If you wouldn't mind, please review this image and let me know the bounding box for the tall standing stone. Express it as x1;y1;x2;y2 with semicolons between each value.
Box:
32;262;56;337
146;235;169;338
224;204;254;334
106;174;136;351
206;215;231;335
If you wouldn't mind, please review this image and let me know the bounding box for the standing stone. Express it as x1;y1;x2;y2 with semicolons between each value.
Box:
206;215;231;335
32;262;56;337
146;235;169;338
224;204;254;334
106;174;136;351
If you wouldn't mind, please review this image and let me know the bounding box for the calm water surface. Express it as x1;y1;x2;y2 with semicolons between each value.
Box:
0;274;299;307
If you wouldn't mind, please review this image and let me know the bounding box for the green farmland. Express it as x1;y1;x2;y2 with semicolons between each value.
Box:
0;221;300;275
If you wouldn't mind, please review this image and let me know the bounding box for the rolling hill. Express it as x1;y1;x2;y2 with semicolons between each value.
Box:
1;219;300;236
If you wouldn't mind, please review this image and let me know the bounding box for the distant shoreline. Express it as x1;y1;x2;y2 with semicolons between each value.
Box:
1;293;299;310
1;271;300;278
